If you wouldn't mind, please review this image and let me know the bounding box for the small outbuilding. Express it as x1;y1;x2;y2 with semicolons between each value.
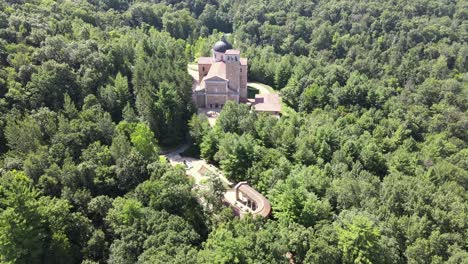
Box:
228;181;272;218
252;94;281;116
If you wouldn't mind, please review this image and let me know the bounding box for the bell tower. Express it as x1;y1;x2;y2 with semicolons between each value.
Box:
225;50;241;94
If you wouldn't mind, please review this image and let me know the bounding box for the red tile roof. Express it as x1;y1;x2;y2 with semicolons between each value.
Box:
234;181;271;218
253;94;281;112
198;57;213;64
205;61;227;80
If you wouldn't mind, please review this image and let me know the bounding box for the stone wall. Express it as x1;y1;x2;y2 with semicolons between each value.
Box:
228;95;239;102
226;59;240;92
195;93;205;107
240;65;248;99
205;80;227;94
198;64;211;83
206;95;227;108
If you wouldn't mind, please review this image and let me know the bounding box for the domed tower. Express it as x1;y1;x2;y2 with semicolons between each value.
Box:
213;35;233;62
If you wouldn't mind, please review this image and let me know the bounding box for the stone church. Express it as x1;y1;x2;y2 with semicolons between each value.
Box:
193;36;248;108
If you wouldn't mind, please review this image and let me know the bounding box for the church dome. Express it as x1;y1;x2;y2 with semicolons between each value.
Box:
213;36;233;53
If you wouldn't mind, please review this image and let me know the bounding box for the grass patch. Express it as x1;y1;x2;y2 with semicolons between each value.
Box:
247;86;259;98
249;82;276;93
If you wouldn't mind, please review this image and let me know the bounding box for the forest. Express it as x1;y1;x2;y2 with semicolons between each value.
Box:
0;0;467;263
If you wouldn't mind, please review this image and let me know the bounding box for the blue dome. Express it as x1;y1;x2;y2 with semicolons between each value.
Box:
213;36;232;53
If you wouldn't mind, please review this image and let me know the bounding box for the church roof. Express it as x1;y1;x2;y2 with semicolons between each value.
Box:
213;36;233;53
198;57;213;64
253;94;281;113
205;61;227;80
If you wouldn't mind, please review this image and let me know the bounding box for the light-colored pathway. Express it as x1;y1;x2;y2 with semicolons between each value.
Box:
188;64;199;82
162;143;232;187
247;82;277;95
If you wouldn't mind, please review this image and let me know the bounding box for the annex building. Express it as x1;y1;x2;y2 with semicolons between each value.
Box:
193;36;248;108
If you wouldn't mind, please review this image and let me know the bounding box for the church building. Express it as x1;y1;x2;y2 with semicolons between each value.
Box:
193;36;248;108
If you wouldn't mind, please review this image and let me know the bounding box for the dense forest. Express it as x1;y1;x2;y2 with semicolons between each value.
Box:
0;0;467;263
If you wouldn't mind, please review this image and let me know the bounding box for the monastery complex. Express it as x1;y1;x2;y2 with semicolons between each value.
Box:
192;36;281;115
183;36;278;218
193;36;248;108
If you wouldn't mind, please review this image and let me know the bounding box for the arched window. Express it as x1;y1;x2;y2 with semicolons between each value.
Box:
202;66;205;71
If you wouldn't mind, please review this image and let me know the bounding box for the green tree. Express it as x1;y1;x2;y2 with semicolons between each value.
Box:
299;84;328;112
198;218;311;263
98;72;130;120
305;223;341;264
106;197;200;263
189;113;210;148
115;149;149;193
335;211;397;264
130;122;159;160
200;129;220;163
26;60;79;110
162;9;197;40
215;133;257;182
4;115;42;155
216;101;256;135
0;171;91;264
269;176;332;227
